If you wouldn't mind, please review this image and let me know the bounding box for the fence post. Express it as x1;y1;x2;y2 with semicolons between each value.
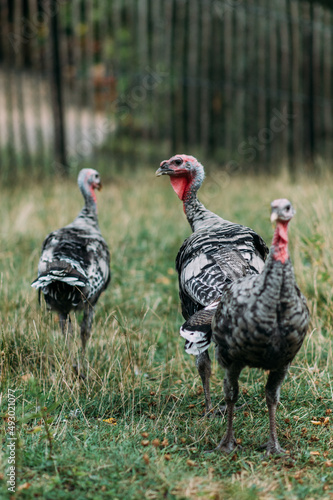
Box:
49;0;67;174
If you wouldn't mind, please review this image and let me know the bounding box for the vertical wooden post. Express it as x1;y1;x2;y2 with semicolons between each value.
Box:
49;0;67;174
286;0;295;175
308;0;315;166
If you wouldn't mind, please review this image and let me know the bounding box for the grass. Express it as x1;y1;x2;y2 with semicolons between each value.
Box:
0;167;333;499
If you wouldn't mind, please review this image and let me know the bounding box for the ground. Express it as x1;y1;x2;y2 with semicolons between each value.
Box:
0;168;332;499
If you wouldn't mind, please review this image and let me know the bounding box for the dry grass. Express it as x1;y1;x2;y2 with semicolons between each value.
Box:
0;168;332;499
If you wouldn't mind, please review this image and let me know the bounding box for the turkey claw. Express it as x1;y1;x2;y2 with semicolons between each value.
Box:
260;441;286;456
72;364;86;380
206;438;240;454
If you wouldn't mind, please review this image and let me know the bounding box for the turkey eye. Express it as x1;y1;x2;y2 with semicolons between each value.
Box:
174;159;182;166
286;205;290;211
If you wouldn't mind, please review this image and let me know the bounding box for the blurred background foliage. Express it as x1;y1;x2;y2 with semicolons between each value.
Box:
0;0;332;181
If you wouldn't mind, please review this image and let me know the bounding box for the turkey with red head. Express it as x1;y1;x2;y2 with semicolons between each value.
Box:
156;155;268;414
32;168;110;369
211;199;309;455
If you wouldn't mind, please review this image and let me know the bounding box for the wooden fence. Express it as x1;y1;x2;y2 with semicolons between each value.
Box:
0;0;332;179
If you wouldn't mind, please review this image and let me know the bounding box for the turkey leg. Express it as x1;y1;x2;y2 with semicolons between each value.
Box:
215;364;242;453
196;350;212;415
263;366;289;455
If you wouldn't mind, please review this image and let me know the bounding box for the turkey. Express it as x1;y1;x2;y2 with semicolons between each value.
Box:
156;155;268;414
211;199;310;455
31;168;110;367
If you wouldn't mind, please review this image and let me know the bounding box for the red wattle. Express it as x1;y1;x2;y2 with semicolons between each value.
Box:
272;221;289;263
170;175;190;201
90;185;97;204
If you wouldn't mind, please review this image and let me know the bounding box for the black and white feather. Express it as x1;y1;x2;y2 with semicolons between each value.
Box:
32;168;110;353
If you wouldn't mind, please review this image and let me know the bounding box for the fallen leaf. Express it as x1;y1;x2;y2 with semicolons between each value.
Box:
152;439;160;447
143;454;150;465
186;459;196;467
188;404;195;409
310;435;319;442
325;460;333;467
164;454;171;461
141;440;149;446
141;432;149;438
17;483;31;491
310;451;320;456
311;420;322;425
161;438;169;447
103;418;117;425
27;426;42;434
155;277;170;285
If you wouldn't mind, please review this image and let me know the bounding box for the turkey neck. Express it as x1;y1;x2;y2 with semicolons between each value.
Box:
182;183;222;232
255;219;292;312
76;183;99;226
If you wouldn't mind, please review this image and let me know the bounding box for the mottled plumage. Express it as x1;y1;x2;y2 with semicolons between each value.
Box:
212;199;310;454
32;168;110;358
156;154;268;413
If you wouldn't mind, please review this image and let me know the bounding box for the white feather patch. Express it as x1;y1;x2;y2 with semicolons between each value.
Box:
181;254;211;283
31;275;87;288
180;327;211;356
183;338;211;356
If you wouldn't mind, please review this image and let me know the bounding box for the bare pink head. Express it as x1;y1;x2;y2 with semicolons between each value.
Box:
78;168;102;205
156;154;205;202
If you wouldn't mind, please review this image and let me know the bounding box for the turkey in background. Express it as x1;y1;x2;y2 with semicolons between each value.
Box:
32;168;111;375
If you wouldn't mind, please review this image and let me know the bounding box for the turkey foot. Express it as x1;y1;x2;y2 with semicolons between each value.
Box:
260;440;286;456
206;436;240;454
72;363;86;380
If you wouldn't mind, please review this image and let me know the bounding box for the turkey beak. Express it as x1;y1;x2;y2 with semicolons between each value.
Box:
156;161;174;177
270;210;278;223
96;181;102;191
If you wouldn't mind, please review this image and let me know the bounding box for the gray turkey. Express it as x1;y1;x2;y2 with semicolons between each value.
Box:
211;199;310;455
32;168;110;365
156;155;268;413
